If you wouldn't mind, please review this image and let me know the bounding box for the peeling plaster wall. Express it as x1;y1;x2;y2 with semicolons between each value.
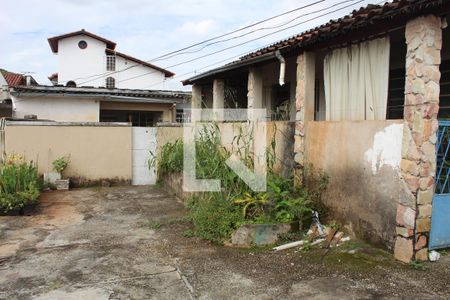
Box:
305;120;404;248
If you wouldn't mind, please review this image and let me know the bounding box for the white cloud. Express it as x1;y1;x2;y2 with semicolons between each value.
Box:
1;0;380;90
178;19;216;36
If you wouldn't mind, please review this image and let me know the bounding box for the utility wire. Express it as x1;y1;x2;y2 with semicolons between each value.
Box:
63;0;326;84
78;0;364;86
152;0;358;61
114;0;365;84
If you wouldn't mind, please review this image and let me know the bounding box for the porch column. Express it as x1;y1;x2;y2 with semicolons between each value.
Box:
294;52;315;186
247;68;263;120
395;15;442;263
213;79;225;120
191;84;202;109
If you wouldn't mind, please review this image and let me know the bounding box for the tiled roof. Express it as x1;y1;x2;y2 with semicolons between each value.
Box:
184;0;448;84
0;70;38;87
48;29;117;53
11;85;191;102
105;49;175;78
240;0;445;61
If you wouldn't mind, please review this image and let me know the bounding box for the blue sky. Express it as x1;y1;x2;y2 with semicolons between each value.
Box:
0;0;383;90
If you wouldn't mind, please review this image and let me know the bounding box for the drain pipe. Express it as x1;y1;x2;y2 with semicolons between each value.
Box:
275;50;286;86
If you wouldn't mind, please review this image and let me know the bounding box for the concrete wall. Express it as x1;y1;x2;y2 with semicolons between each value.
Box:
305;120;404;249
12;95;99;122
4;123;132;185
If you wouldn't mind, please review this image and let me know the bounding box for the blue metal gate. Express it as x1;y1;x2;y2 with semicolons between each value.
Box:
430;120;450;249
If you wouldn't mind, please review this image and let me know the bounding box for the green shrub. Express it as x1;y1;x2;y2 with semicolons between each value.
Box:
52;156;70;175
153;124;326;243
188;194;243;244
0;155;40;213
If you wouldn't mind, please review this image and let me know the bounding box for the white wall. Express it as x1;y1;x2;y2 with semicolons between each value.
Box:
114;56;166;90
58;35;107;87
0;73;9;101
11;95;99;122
56;34;167;90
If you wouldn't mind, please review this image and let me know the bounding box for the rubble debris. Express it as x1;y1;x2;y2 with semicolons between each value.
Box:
273;240;306;251
324;228;338;249
429;250;441;262
311;211;325;237
310;238;326;246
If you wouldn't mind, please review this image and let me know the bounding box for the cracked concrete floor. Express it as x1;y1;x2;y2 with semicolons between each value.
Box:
0;186;449;299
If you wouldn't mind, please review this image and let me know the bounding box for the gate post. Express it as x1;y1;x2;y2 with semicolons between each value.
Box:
395;15;442;263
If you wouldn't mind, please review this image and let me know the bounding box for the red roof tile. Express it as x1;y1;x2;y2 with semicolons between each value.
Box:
105;49;175;78
240;0;446;61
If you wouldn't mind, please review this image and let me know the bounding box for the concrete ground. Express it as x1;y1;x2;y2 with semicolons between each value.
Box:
0;186;449;299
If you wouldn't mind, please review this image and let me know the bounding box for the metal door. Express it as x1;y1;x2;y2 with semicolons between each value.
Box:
430;120;450;249
132;127;157;185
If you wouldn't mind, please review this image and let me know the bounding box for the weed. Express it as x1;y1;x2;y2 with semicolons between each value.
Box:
146;221;161;230
302;241;312;251
152;124;327;244
410;260;427;271
182;230;195;238
0;154;40;213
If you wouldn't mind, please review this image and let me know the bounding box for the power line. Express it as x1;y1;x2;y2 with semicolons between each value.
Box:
114;0;365;85
156;0;358;61
78;0;363;87
62;0;325;85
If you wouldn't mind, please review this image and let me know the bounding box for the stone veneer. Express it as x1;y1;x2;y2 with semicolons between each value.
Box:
294;53;306;186
395;15;442;263
294;52;315;186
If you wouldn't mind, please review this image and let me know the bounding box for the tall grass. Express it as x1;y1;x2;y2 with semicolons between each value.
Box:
152;124;326;243
0;155;40;213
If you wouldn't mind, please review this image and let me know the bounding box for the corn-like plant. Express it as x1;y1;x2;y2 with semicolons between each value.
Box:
0;154;40;213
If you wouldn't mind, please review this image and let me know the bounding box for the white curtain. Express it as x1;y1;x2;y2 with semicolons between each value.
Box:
324;36;390;121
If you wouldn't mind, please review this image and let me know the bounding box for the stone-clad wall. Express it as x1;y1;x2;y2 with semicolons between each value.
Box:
294;52;315;186
395;15;442;263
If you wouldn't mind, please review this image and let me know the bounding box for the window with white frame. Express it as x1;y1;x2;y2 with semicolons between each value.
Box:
106;55;116;71
106;77;115;89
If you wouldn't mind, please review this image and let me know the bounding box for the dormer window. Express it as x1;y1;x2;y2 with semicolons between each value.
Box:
106;56;116;71
106;77;115;89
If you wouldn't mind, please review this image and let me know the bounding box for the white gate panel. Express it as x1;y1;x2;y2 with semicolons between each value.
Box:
132;127;157;185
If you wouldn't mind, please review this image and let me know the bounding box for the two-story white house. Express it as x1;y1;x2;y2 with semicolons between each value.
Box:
47;29;174;89
9;29;190;125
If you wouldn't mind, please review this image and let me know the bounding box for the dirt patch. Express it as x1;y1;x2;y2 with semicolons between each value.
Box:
0;243;20;258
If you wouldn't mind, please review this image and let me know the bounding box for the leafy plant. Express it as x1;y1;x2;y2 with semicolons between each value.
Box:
52;156;70;175
0;154;40;213
233;192;269;219
150;139;184;178
410;260;427;271
302;241;312;251
152;124;326;244
146;221;161;230
274;194;312;223
187;194;243;244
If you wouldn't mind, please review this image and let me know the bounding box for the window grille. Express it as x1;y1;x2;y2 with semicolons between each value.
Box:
106;56;116;71
106;77;115;89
